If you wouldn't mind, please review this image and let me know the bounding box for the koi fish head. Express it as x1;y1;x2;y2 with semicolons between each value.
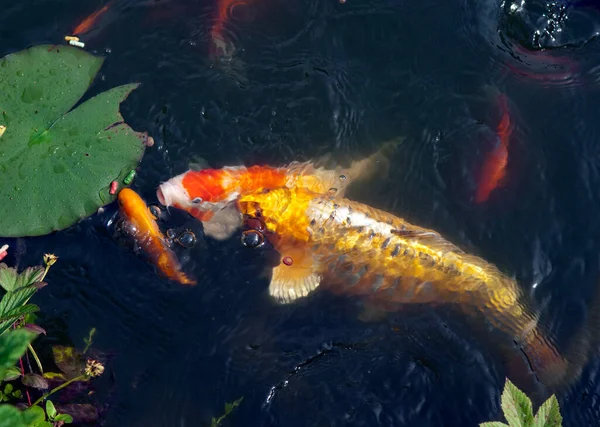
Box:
156;169;241;221
117;188;148;220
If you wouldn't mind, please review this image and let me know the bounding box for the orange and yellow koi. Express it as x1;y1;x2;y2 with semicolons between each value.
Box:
475;92;513;203
117;188;196;285
157;140;400;240
237;185;576;388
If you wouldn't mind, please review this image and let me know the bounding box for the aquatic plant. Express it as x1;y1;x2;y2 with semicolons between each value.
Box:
0;256;105;425
211;397;243;427
0;44;149;238
480;378;563;427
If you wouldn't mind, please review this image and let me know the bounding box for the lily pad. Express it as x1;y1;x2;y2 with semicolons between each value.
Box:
0;44;148;237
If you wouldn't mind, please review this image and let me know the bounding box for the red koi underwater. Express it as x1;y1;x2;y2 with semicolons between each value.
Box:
475;93;513;203
73;2;113;36
210;0;256;59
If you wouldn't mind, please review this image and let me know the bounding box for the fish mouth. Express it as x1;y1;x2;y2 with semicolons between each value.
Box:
156;176;187;208
156;187;167;206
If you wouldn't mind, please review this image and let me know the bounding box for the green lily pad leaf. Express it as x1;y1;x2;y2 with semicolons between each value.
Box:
0;44;148;237
479;423;509;427
0;329;36;381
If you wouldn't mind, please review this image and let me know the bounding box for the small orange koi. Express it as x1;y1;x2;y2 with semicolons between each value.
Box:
117;188;196;286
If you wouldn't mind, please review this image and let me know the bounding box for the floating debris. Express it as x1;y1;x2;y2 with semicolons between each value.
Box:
241;230;265;248
68;39;86;49
0;244;8;262
282;256;293;266
109;181;118;195
64;36;79;42
123;170;136;185
176;230;196;248
144;136;155;147
0;125;5;138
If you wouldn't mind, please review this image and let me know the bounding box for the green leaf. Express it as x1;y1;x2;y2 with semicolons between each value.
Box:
480;423;510;427
533;394;563;427
0;403;41;427
2;366;21;381
53;413;73;423
46;400;57;420
0;329;36;381
0;265;45;294
0;44;148;238
500;379;534;427
3;383;12;394
0;304;40;323
24;405;46;423
0;285;41;335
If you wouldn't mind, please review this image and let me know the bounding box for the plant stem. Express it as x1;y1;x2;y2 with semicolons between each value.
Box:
28;344;43;375
30;374;88;407
18;356;31;406
40;263;51;282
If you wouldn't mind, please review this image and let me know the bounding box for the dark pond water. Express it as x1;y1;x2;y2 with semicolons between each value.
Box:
3;0;600;425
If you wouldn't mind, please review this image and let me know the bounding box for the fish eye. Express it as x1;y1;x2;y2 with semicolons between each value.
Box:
191;197;203;204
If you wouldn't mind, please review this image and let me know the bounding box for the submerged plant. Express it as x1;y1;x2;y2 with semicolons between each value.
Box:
480;378;563;427
211;397;243;427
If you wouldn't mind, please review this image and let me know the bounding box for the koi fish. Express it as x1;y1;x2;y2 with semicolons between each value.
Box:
117;188;196;285
236;185;589;389
73;2;113;36
156;140;401;240
475;92;513;203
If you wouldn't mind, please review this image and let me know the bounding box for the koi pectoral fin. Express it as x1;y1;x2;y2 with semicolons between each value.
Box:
202;203;244;241
268;241;321;304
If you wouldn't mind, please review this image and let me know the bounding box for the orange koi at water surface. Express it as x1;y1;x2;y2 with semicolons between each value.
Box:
157;140;401;240
117;188;196;286
236;185;593;390
475;92;513;203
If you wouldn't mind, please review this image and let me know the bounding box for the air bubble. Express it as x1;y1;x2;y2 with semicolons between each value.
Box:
241;230;265;248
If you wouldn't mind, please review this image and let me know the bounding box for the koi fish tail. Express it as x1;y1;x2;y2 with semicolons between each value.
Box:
518;324;569;389
156;248;197;286
342;137;404;186
548;276;600;389
508;300;598;398
291;137;404;197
